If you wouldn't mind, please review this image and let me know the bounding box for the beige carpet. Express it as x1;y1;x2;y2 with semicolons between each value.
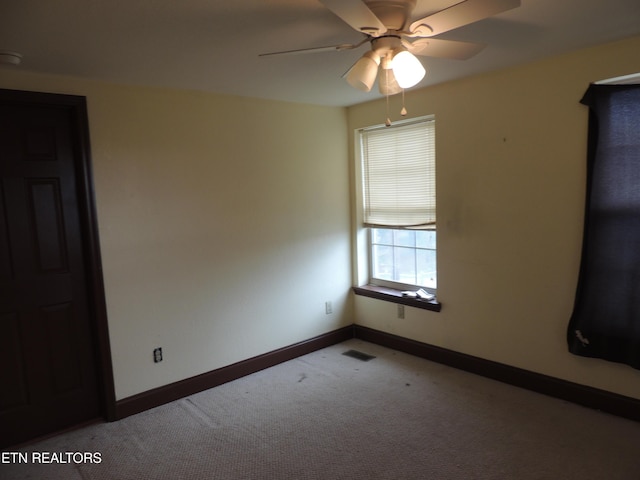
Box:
3;339;640;479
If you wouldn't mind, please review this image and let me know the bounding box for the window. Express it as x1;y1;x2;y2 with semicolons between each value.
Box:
358;117;436;291
370;227;436;289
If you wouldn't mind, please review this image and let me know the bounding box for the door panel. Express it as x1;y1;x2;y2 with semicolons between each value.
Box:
0;98;104;447
28;179;69;272
0;311;29;411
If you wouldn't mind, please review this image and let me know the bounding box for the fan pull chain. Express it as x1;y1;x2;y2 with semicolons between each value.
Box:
400;89;407;116
385;95;391;126
385;69;391;127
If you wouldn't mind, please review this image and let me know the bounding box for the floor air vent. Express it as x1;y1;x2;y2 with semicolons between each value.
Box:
342;350;376;362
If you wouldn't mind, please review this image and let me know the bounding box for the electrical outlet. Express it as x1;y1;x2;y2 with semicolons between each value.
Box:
397;304;405;319
153;347;163;363
325;301;333;315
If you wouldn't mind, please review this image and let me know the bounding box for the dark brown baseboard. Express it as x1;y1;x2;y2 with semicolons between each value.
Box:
353;325;640;423
115;323;639;424
115;325;355;420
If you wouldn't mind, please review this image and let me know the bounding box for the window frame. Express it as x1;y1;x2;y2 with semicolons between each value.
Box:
368;226;437;293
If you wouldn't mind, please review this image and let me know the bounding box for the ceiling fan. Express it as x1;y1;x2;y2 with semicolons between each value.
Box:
260;0;521;94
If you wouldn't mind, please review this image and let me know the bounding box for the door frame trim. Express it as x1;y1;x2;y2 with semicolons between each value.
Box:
0;88;116;422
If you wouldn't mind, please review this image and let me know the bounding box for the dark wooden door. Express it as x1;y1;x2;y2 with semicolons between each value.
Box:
0;95;104;447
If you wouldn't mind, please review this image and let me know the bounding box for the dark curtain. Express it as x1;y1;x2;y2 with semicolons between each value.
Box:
568;84;640;369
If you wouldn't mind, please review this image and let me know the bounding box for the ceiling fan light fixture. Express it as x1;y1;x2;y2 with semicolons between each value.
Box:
379;68;402;95
391;49;425;89
346;51;380;92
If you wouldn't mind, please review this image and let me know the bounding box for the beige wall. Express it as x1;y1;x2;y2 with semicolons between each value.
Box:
2;34;639;405
0;73;353;400
348;35;640;400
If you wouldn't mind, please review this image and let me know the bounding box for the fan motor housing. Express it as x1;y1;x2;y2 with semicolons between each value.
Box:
371;35;404;57
364;0;417;30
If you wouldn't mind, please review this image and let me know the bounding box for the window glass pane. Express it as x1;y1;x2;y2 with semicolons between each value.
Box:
372;228;393;245
370;227;437;289
393;229;415;248
417;248;437;289
372;244;393;281
416;230;436;249
394;246;416;284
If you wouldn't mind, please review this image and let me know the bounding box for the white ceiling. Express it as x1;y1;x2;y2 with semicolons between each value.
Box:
1;0;639;107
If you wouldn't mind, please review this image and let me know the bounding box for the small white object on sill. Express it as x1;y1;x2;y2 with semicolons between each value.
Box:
402;289;435;301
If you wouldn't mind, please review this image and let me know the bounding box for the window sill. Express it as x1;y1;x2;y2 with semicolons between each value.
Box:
352;285;442;312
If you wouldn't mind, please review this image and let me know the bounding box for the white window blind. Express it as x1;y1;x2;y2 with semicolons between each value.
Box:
361;118;435;228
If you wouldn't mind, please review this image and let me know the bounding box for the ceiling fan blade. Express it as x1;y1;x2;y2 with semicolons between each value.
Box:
409;0;521;37
406;38;486;60
259;42;362;57
319;0;387;36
